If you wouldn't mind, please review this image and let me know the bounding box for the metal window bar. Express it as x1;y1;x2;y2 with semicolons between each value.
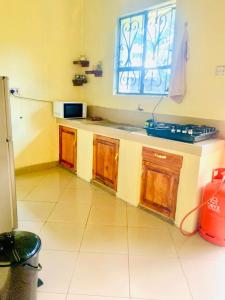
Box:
116;3;176;96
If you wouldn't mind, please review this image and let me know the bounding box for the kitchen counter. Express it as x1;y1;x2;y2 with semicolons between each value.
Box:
57;118;225;157
57;118;225;232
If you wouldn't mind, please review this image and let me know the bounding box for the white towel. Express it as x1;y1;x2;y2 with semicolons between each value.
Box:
169;23;189;103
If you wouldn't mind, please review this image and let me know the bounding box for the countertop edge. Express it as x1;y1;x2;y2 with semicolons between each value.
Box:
57;119;225;157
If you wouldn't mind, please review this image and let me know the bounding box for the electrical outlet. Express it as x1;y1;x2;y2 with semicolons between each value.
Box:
9;88;20;96
137;104;144;111
215;65;225;76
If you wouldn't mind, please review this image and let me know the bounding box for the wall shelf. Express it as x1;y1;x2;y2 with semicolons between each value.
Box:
73;60;90;67
72;57;103;86
85;70;103;77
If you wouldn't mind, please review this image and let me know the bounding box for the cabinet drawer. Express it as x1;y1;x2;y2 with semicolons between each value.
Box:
142;147;183;171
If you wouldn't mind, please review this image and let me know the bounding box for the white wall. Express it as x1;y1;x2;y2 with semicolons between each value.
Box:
77;129;93;181
81;0;225;121
0;0;83;168
2;0;225;168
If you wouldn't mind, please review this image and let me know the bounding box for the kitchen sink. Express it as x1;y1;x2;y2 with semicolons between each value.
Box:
82;119;145;133
116;125;144;132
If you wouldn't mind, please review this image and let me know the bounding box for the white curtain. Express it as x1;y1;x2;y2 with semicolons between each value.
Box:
169;22;189;103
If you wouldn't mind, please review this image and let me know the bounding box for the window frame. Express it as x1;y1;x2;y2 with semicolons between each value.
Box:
115;2;176;96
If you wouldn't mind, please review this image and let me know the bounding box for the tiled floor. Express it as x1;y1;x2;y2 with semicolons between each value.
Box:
16;167;225;300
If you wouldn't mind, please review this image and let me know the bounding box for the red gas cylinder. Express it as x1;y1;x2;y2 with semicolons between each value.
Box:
199;168;225;246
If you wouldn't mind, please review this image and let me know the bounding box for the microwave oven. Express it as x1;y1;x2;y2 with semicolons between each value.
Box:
53;101;87;119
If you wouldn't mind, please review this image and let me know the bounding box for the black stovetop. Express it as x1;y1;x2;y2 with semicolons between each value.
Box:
144;120;217;143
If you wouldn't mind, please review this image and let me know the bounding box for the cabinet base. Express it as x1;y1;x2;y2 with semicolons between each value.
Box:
139;203;175;225
59;163;77;174
59;161;76;173
91;179;116;195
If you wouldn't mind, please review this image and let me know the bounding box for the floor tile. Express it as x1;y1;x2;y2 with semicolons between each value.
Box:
16;185;35;200
169;227;225;260
24;186;62;202
38;179;69;191
48;202;91;224
17;201;55;222
92;189;126;207
67;296;128;300
16;167;225;300
129;256;192;300
88;206;127;226
45;168;72;176
43;168;73;177
168;225;188;250
38;293;66;300
181;258;225;300
39;250;77;294
67;177;93;190
16;172;45;188
69;253;129;297
80;224;128;254
128;227;177;258
17;221;44;234
40;222;85;251
40;172;72;189
59;188;93;205
127;206;168;229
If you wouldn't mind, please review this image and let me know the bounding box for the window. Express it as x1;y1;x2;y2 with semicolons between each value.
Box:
115;2;176;96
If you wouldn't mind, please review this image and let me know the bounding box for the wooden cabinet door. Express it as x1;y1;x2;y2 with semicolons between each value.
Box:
59;126;77;171
93;135;119;190
141;161;179;219
140;148;183;220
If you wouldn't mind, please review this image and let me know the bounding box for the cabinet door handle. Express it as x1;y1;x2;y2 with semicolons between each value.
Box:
115;153;118;161
154;153;167;159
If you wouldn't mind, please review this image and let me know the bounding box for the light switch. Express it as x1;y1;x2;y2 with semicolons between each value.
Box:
215;65;225;76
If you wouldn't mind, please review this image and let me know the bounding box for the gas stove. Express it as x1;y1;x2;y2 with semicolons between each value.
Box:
144;120;217;143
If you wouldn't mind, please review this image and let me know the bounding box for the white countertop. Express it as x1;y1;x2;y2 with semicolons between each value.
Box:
57;118;225;156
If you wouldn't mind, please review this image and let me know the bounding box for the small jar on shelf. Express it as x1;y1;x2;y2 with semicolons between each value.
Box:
72;74;88;86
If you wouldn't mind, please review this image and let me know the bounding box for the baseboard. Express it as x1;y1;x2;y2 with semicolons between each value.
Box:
91;179;116;195
15;161;59;175
139;204;174;225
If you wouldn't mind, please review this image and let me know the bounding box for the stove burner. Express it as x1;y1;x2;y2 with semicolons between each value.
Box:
144;120;217;143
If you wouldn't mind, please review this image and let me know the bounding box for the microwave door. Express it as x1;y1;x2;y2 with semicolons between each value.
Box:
64;103;83;118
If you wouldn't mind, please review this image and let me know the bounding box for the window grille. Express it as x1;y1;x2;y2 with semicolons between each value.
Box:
115;3;176;95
